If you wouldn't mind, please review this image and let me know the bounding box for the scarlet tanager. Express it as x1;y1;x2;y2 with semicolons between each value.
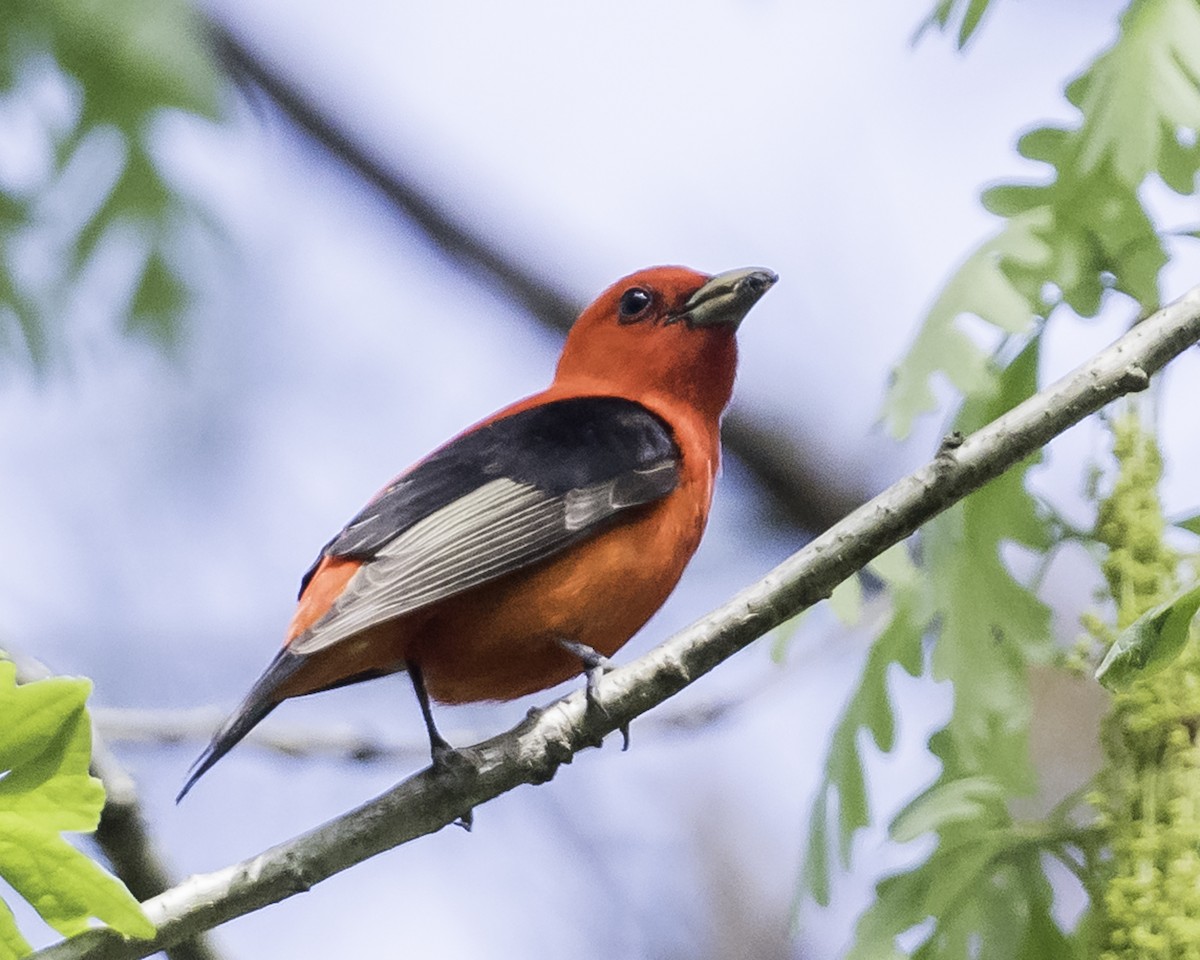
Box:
179;265;776;800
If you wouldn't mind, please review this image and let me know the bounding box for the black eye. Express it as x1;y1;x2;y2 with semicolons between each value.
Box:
618;287;653;322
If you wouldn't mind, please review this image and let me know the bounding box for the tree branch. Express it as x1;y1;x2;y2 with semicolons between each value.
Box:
201;16;862;533
31;284;1200;959
90;687;746;763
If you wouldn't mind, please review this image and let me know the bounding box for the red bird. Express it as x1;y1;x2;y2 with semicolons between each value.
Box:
179;265;776;800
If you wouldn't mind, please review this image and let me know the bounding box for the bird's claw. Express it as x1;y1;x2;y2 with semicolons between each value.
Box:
429;741;477;830
557;639;630;750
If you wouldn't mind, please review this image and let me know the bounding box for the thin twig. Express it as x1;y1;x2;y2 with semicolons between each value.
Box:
201;15;863;533
91;682;760;764
28;285;1200;960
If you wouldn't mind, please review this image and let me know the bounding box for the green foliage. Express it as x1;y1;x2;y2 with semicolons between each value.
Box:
921;344;1051;791
0;0;222;367
883;219;1043;439
801;546;926;906
1177;512;1200;536
887;0;1200;438
1095;582;1200;690
917;0;997;48
0;659;154;956
1094;409;1181;628
806;345;1063;954
849;784;1081;960
1087;413;1200;960
1069;0;1200;193
803;3;1200;955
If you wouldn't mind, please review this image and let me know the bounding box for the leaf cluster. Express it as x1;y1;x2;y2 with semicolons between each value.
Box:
0;0;222;367
803;347;1074;956
917;0;997;49
888;0;1200;440
0;660;152;958
802;2;1200;956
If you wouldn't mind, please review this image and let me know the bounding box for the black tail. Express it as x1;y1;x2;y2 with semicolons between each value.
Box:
176;649;306;802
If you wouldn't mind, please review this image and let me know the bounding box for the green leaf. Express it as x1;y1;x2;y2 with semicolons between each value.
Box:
1069;0;1200;191
0;0;223;367
847;834;1006;960
913;0;996;48
1159;121;1200;196
127;246;187;347
800;789;832;906
829;574;863;626
1014;126;1073;166
987;148;1165;317
0;894;34;960
847;819;1071;960
799;545;929;905
1174;511;1200;536
890;776;1008;843
883;213;1046;439
51;0;220;128
924;341;1051;789
956;0;994;48
1095;580;1200;690
0;661;155;944
890;0;1196;439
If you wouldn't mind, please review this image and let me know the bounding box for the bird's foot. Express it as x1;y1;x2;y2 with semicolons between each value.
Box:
428;736;475;830
556;639;631;751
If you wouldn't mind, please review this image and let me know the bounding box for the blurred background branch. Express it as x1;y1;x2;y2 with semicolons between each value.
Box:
203;15;862;534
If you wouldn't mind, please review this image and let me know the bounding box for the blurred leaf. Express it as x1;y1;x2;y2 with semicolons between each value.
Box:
0;0;222;367
847;832;1005;960
888;0;1194;437
829;573;863;626
128;246;186;346
883;214;1045;439
1175;511;1200;536
914;0;997;48
1159;123;1200;196
1095;580;1200;690
50;0;219;128
1068;0;1200;191
925;342;1051;789
0;267;44;365
986;145;1166;316
800;545;928;905
0;661;155;946
849;808;1072;960
956;0;994;47
800;788;832;906
835;345;1056;955
890;775;1007;843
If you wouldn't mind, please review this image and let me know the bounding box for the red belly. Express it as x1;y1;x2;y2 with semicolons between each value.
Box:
410;489;706;703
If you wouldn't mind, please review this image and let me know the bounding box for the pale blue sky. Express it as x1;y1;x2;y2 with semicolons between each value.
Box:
8;1;1199;957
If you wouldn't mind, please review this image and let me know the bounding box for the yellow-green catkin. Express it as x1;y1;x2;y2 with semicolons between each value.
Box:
1092;409;1200;960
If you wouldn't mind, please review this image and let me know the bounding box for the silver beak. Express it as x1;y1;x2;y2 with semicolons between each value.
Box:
680;267;778;329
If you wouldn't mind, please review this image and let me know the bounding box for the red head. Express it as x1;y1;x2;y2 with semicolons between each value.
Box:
553;266;777;423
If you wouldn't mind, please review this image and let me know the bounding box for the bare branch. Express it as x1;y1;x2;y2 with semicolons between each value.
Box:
91;687;752;764
28;285;1200;960
9;655;225;960
201;16;862;533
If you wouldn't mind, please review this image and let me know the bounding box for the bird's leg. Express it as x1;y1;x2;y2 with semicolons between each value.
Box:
556;639;630;751
407;661;473;830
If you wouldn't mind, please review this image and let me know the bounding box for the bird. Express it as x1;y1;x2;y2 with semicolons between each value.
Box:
178;265;776;801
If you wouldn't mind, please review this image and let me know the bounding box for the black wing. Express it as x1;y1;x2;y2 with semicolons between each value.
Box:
288;396;680;656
